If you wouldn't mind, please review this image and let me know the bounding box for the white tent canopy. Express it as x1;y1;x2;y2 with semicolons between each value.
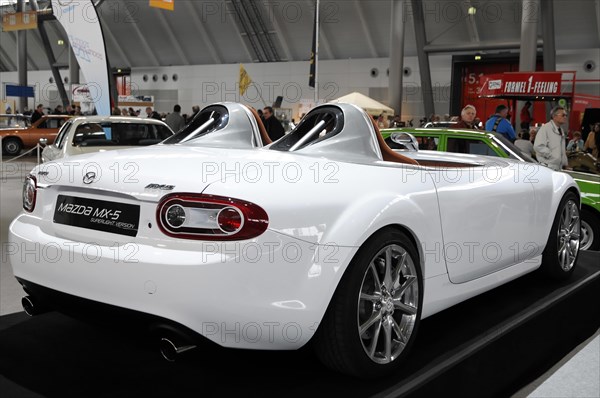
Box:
329;92;394;116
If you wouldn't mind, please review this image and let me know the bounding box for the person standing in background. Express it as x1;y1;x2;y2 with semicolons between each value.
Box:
533;106;569;171
145;107;161;120
188;105;200;123
165;104;186;132
31;104;44;124
454;105;478;129
262;106;285;141
485;105;516;142
567;131;585;152
584;122;599;158
520;101;533;130
515;131;534;156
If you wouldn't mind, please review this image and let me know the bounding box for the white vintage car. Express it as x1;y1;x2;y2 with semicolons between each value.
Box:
40;116;175;162
9;102;580;378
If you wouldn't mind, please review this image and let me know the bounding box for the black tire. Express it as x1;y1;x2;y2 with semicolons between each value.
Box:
2;137;23;156
580;207;600;251
540;192;580;280
314;228;423;378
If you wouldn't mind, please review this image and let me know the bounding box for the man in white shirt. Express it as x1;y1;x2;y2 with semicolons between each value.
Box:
533;106;569;171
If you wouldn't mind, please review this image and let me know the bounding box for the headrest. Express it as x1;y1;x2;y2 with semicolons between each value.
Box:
245;105;272;146
370;116;419;165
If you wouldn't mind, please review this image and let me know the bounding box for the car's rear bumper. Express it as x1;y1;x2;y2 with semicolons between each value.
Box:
8;215;355;349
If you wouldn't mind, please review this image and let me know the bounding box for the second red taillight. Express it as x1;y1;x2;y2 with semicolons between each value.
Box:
157;194;268;241
22;175;37;213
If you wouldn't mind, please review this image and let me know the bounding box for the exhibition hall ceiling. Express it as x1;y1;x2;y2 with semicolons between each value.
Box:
0;0;599;71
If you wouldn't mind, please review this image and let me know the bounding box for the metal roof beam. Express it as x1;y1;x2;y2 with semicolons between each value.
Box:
96;11;133;67
228;0;265;62
424;40;543;53
27;28;46;57
7;31;39;70
185;1;223;64
120;3;160;66
262;1;292;61
0;45;17;70
354;0;378;58
153;10;191;65
237;0;270;61
249;0;281;61
38;19;69;106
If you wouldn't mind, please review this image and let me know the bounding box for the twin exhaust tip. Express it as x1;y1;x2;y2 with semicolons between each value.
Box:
159;337;197;362
22;296;47;317
22;297;196;362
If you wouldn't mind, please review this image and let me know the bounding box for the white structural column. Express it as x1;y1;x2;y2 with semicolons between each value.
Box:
541;0;556;116
410;0;434;119
596;0;600;46
389;0;407;116
17;0;28;112
519;0;540;71
518;0;541;128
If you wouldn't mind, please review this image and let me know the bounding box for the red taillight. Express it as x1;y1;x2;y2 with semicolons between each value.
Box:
217;207;243;233
157;194;269;241
23;175;37;213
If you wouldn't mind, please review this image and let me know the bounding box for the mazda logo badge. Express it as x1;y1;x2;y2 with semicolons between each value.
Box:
83;172;96;185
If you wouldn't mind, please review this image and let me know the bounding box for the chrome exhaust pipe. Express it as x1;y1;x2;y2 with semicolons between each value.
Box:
22;296;47;316
159;337;197;362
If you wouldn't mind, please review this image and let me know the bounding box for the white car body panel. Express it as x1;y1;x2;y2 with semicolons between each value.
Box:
9;103;580;350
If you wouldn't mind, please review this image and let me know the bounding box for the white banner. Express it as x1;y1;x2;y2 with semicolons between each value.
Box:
51;0;111;116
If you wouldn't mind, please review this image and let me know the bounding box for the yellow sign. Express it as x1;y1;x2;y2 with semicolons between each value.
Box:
149;0;174;11
239;64;253;96
1;11;38;32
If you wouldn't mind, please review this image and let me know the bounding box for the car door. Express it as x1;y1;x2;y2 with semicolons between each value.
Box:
446;136;504;157
429;161;537;283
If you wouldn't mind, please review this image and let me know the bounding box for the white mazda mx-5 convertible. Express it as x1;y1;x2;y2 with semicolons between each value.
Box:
9;102;581;377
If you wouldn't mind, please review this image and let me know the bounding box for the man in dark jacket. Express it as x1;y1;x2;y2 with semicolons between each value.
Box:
145;107;162;120
31;104;44;124
262;106;285;141
454;104;478;129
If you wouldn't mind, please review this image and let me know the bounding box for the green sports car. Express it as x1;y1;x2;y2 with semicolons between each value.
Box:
382;127;600;251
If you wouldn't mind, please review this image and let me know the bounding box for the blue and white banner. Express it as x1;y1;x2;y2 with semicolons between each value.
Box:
51;0;111;116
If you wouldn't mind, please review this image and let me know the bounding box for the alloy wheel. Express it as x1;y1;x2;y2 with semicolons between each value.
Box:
579;219;593;251
357;244;419;364
557;200;580;271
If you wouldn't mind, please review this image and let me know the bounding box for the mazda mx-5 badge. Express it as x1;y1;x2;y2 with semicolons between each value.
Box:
83;172;96;185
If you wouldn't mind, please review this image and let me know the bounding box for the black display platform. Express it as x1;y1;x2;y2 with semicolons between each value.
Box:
1;252;598;398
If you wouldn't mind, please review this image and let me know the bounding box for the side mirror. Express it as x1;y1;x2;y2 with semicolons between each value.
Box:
39;138;48;146
390;132;419;152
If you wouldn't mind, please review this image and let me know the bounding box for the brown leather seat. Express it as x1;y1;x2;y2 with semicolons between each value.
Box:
245;105;273;146
370;116;419;165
